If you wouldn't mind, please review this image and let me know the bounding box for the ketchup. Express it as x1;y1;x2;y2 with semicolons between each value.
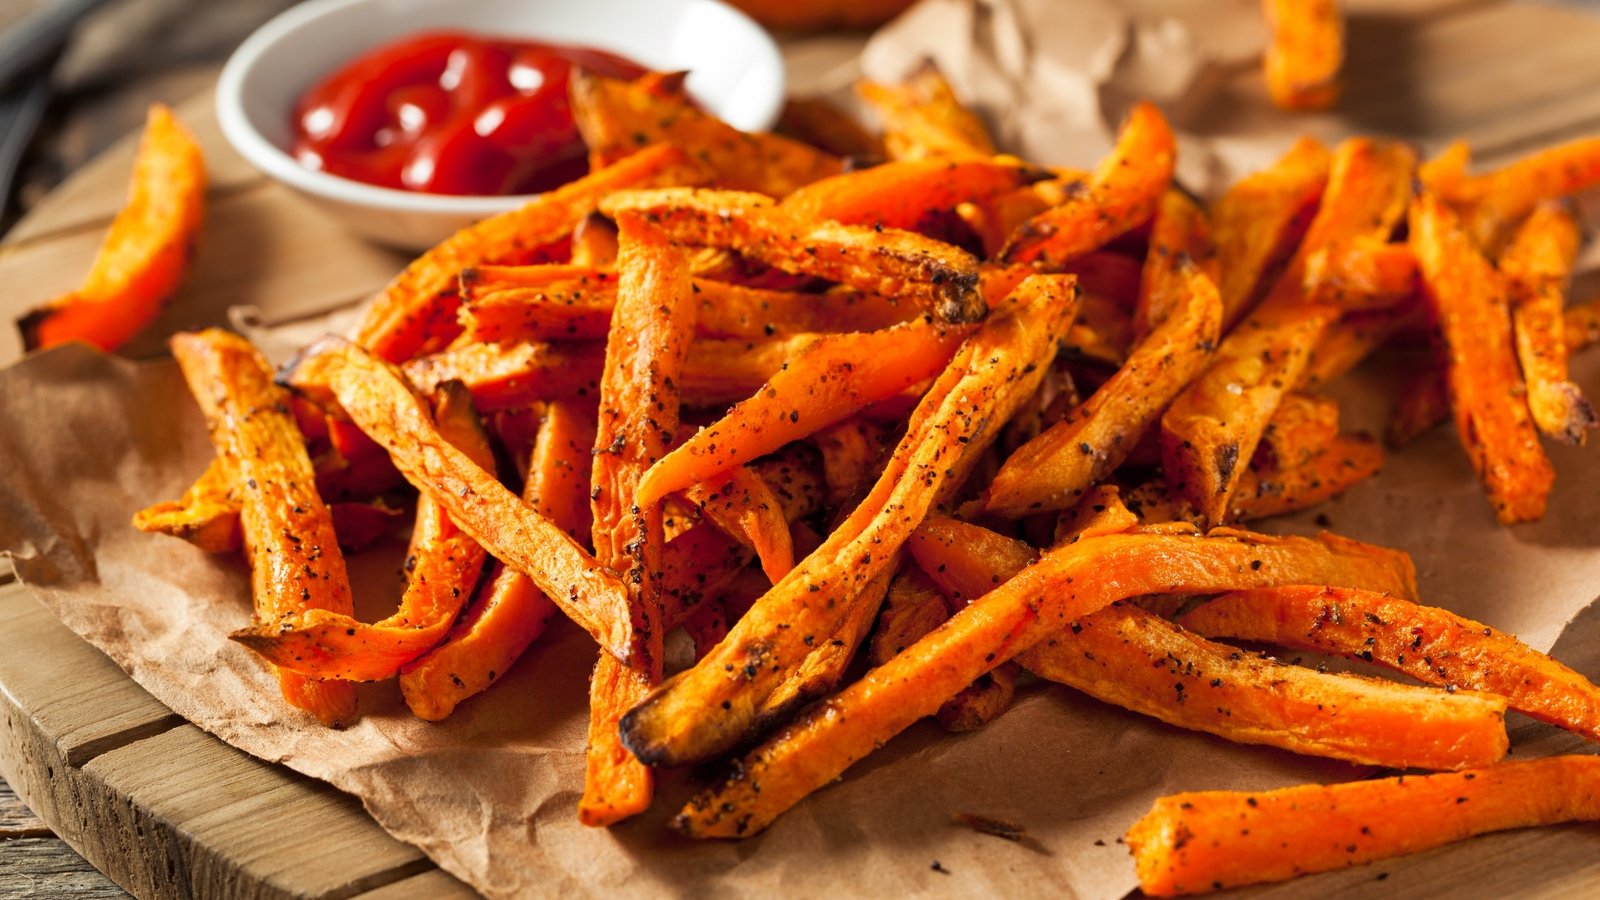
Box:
293;31;647;196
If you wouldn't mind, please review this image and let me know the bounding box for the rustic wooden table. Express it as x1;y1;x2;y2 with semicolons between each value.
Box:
3;0;1600;897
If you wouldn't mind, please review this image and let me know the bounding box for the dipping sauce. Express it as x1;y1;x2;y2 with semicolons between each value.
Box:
292;31;647;196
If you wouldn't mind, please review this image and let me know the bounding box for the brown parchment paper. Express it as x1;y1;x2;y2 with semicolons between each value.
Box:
5;1;1600;897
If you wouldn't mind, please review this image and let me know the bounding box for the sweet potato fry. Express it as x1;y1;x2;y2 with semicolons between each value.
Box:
658;523;757;629
1162;139;1414;524
774;96;886;159
1302;237;1417;310
753;562;895;731
400;401;593;720
635;316;973;507
1212;136;1331;330
21;105;204;353
353;144;707;361
619;275;1078;767
1460;135;1600;249
1565;294;1600;352
297;338;635;658
777;158;1042;232
855;61;996;161
232;382;495;682
810;419;894;506
936;660;1020;733
582;216;700;827
1499;202;1595;444
676;524;1417;837
1255;392;1339;470
1052;484;1141;547
132;457;240;553
1135;190;1220;339
458;265;911;344
571;70;840;198
570;212;619;268
1262;0;1344;110
683;466;796;583
1386;358;1452;448
984;258;1221;517
1001;102;1175;266
1232;432;1382;521
869;566;951;666
401;340;605;412
1183;585;1600;743
1125;756;1600;896
1025;601;1506;769
1300;302;1421;388
1419;138;1472;200
171;329;356;727
1410;191;1554;523
600;188;987;323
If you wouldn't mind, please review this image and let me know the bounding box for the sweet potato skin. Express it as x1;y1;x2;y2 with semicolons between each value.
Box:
1125;756;1600;896
1410;191;1554;523
22;105;205;352
1182;585;1600;743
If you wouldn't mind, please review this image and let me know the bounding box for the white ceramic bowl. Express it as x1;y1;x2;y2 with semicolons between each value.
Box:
216;0;784;251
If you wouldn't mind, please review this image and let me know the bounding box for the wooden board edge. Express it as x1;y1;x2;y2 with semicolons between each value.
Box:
0;585;477;899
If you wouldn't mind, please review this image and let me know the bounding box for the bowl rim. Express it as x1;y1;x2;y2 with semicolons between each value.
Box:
214;0;784;215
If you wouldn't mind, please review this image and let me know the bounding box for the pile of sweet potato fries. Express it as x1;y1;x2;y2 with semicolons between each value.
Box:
116;65;1600;894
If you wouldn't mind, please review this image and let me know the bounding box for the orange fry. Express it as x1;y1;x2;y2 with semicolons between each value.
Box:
1001;102;1175;266
1162;138;1414;525
1125;757;1600;896
581;216;699;827
132;457;240;554
353;144;707;362
458;265;911;344
298;338;636;659
1183;585;1600;743
855;61;996;161
1232;432;1382;521
778;157;1041;231
600;188;987;323
676;523;1416;837
683;466;796;583
571;69;841;198
619;275;1078;768
1302;237;1417;310
1135;190;1219;339
1499;202;1595;444
984;258;1221;517
171;329;356;727
232;383;495;682
1262;0;1344;111
399;400;595;720
1212;136;1331;329
1410;191;1553;523
21;105;204;352
1460;135;1600;248
636;316;973;507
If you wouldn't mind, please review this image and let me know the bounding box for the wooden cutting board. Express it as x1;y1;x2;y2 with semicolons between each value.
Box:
4;2;1600;896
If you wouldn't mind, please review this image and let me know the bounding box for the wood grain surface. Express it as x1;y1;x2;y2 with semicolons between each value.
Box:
2;1;1600;897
